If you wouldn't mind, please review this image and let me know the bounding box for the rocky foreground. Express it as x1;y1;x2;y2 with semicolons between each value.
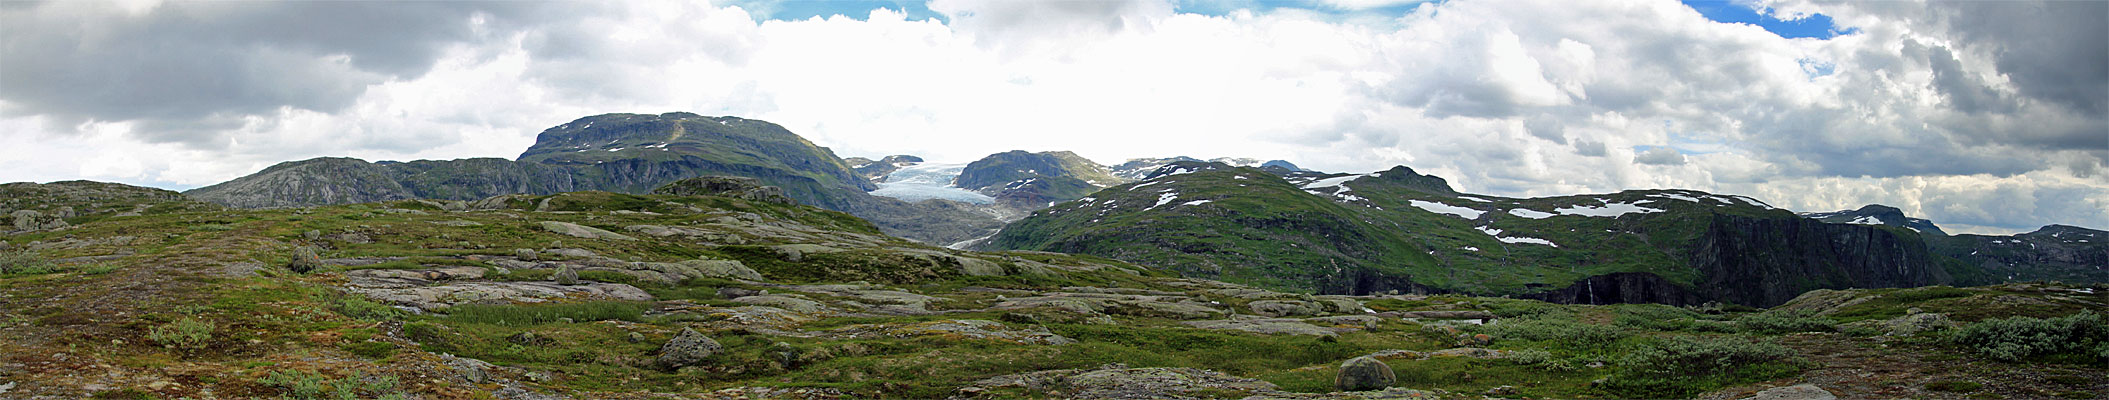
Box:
0;179;2103;399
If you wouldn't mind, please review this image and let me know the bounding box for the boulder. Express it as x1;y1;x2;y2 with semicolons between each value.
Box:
655;328;723;371
287;246;323;274
552;266;580;285
538;221;635;241
731;295;830;314
1334;356;1395;391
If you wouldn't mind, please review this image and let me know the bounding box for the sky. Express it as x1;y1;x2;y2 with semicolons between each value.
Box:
0;0;2104;235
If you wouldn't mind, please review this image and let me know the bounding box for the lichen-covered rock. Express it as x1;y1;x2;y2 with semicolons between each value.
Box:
655;328;722;371
731;295;830;314
1335;356;1395;391
287;245;323;274
830;319;1075;345
962;364;1278;399
1183;319;1341;336
651;176;797;205
679;259;765;281
1740;383;1837;400
1249;300;1323;317
553;265;580;285
538;221;635;241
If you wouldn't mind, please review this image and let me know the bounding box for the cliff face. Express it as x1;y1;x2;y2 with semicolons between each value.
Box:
1688;214;1949;307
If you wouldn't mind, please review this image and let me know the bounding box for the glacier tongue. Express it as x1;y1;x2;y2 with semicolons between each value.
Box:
869;162;997;204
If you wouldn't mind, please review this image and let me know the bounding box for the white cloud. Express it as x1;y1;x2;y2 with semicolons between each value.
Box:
0;0;2101;233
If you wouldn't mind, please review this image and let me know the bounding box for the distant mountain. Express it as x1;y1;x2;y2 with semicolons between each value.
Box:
1930;225;2109;285
986;162;1954;307
1111;156;1305;180
847;155;923;182
955;150;1123;210
185;112;1000;245
1802;204;1948;236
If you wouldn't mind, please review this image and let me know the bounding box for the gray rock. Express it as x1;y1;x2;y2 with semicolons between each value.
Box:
513;248;539;261
552;265;580;285
1740;384;1837;400
680;259;765;281
1249;300;1324;317
1335;356;1395;391
718;287;763;299
731;295;829;314
538;221;635;241
1884;312;1955;336
1184;319;1341;336
656;328;722;371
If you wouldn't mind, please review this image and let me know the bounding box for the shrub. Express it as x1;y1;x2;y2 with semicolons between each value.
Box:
1736;309;1836;334
148;318;216;350
1950;310;2108;364
443;301;649;326
0;249;56;275
1488;301;1576;320
1467;318;1628;351
1614;304;1704;332
1600;336;1805;398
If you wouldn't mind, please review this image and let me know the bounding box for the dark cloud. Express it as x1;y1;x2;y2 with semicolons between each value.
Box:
1937;1;2108;116
1915;41;2008;114
0;1;538;129
1573;139;1606;157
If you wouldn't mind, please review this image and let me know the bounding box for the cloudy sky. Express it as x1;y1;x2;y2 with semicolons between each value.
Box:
1;0;2103;234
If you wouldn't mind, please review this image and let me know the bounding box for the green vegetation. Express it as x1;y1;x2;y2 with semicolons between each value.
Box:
1926;380;1985;392
1736;309;1837;334
441;301;650;326
148;317;216;350
1951;310;2108;365
1600;336;1806;398
259;370;407;400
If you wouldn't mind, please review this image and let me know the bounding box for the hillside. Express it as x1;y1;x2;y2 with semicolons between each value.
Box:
987;162;1958;308
185;113;1001;245
6;179;2101;399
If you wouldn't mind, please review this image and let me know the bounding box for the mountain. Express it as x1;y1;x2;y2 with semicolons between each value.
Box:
1802;204;1948;236
1111;156;1306;180
1799;205;2107;285
1930;224;2109;284
986;162;1955;307
2;180;223;232
954;150;1124;210
186;112;1000;245
845;155;923;182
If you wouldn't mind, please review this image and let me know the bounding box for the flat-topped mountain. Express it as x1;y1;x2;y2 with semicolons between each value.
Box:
1802;204;1948;236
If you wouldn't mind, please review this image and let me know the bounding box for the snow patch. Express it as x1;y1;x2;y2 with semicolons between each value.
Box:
1409;200;1485;219
1458;196;1492;203
1301;174;1368;190
1462;246;1480;252
1498;236;1558;247
1151;192;1180;209
1554;201;1665;218
1477;226;1503;236
1181;199;1213;207
1847;216;1884;225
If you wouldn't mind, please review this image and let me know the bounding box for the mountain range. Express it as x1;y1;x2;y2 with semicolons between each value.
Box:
174;112;2106;307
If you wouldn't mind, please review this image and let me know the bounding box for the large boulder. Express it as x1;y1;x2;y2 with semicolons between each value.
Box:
1334;356;1395;391
679;259;765;281
656;328;723;371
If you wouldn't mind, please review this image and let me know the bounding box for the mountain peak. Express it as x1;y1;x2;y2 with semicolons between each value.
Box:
1366;165;1457;195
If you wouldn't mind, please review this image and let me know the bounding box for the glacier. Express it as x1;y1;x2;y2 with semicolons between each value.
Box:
868;162;997;204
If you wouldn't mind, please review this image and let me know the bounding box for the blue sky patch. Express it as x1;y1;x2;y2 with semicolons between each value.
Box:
1681;0;1851;39
736;0;946;22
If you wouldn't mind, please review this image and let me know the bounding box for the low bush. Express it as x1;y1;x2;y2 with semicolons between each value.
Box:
148;318;216;350
1736;309;1836;334
1614;304;1705;332
1925;380;1984;392
442;301;648;326
1599;336;1805;398
1950;310;2107;365
1467;318;1628;352
0;249;56;275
